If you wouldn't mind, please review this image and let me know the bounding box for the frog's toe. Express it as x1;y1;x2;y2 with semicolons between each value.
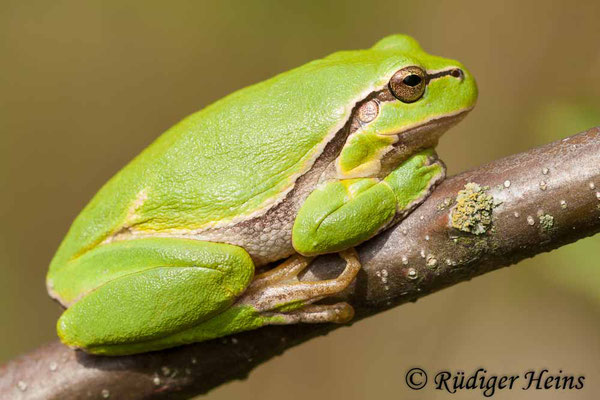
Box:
266;302;355;324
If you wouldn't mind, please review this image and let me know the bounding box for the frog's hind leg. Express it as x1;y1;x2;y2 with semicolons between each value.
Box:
53;238;256;355
238;249;360;323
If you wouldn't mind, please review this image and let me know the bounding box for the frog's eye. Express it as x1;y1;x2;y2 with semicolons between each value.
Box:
389;66;427;103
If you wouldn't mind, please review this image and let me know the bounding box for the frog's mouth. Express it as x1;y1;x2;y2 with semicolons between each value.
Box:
394;107;472;144
376;108;472;177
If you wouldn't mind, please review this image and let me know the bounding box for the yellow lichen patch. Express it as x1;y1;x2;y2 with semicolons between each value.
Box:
450;183;496;235
539;213;555;232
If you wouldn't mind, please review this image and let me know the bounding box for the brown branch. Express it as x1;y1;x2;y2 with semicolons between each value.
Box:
2;127;599;400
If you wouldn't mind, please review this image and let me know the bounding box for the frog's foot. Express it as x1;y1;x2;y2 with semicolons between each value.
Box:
237;249;360;324
265;303;355;324
248;253;314;291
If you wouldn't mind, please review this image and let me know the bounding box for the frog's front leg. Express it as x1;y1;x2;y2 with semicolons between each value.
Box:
292;148;445;256
55;237;255;354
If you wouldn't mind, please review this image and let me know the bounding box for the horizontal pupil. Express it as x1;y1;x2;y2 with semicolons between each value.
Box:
403;75;421;87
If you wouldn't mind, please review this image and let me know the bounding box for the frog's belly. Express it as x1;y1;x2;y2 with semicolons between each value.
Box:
188;195;299;266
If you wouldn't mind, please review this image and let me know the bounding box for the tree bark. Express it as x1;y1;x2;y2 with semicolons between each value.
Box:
2;127;599;400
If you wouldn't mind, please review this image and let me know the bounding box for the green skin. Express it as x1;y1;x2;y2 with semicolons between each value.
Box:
47;34;477;355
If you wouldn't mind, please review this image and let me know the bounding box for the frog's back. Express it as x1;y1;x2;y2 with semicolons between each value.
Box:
132;53;392;230
50;47;402;268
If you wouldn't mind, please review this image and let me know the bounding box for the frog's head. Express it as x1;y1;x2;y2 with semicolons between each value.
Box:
335;34;478;178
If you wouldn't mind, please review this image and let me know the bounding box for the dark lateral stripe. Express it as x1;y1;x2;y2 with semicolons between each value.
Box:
427;68;463;82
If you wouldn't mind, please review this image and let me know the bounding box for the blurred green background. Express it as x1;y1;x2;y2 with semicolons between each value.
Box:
1;1;599;399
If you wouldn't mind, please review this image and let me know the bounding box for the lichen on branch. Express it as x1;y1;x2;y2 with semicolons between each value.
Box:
450;182;498;235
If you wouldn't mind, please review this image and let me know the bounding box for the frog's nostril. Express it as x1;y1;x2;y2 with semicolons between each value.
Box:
451;68;464;79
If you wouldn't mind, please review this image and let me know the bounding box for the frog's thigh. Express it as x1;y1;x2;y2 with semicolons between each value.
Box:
96;250;361;355
383;148;445;211
57;238;254;353
292;177;397;256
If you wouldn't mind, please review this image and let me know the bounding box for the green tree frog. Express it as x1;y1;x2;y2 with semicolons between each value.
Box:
47;34;477;355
